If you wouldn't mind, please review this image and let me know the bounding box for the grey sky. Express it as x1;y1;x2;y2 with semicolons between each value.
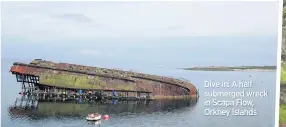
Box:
1;1;279;68
2;1;279;42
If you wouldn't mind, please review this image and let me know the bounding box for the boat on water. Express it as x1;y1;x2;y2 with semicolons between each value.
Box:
86;113;101;121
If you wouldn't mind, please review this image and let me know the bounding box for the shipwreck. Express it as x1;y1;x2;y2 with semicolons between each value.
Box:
9;59;199;100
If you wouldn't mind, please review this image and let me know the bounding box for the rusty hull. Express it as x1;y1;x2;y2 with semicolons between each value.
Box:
10;59;198;99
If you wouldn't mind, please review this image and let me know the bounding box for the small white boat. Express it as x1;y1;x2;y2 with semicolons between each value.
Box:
86;113;101;121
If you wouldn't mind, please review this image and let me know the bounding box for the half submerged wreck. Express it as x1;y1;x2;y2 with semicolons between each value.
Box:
10;59;198;100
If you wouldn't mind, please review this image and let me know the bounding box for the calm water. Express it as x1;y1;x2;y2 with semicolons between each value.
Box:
1;59;276;127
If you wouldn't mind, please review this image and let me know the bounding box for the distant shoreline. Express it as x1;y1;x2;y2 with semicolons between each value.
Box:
182;66;276;72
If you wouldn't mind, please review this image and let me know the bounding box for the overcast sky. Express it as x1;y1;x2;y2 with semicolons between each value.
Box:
2;1;279;41
1;1;279;67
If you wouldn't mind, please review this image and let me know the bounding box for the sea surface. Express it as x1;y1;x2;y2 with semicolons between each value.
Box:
1;58;276;127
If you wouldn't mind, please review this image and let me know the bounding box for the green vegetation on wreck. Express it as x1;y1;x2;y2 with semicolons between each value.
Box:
182;66;276;71
39;73;134;90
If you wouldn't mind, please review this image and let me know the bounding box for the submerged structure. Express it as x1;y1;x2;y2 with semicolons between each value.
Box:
9;96;196;121
10;59;198;100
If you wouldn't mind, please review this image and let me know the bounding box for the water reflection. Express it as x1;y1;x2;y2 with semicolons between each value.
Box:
8;96;197;122
87;120;101;127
